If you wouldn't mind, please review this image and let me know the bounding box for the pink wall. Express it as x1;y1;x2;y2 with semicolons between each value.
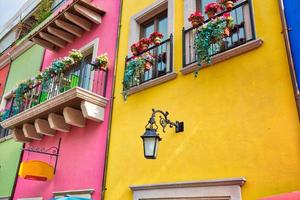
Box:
0;63;10;97
13;0;120;199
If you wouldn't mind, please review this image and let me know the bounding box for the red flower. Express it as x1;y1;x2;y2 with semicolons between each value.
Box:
205;2;223;13
139;38;151;46
223;13;231;18
149;32;164;40
188;11;204;22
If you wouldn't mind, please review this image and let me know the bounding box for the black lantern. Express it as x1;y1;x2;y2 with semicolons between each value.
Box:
141;109;184;159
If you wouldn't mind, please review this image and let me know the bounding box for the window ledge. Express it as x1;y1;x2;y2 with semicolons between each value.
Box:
180;39;264;75
127;72;177;96
53;189;94;198
0;134;12;143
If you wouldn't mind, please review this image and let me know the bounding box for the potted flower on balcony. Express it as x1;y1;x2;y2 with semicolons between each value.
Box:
52;59;66;75
150;32;164;45
35;73;43;84
142;52;155;70
62;56;75;69
131;43;140;56
69;49;83;63
91;53;110;71
139;38;151;51
188;11;205;27
26;79;34;89
217;0;238;11
205;2;223;19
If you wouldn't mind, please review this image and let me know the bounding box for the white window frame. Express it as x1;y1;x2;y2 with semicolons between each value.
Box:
53;189;94;198
130;178;245;200
17;197;43;200
128;0;174;56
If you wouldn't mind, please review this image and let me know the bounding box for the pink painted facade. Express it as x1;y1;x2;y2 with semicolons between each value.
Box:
13;0;120;199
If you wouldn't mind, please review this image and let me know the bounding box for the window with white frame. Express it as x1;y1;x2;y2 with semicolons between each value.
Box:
130;178;246;200
124;0;175;91
183;0;255;68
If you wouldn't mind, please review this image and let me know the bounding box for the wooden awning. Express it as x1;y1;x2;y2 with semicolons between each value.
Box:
29;0;105;51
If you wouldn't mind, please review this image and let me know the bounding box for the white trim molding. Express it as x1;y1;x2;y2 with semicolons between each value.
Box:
128;0;174;55
53;189;94;198
130;178;246;200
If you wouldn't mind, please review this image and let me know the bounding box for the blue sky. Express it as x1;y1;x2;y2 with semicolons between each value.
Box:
0;0;29;29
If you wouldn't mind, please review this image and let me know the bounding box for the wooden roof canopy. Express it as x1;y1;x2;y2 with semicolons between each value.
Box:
29;0;105;51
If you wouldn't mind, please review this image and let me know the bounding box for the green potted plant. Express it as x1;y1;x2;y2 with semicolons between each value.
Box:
62;56;75;69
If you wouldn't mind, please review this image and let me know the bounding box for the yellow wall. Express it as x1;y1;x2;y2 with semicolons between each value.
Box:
105;0;300;200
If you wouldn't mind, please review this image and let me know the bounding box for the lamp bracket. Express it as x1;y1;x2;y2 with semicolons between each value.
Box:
146;109;184;133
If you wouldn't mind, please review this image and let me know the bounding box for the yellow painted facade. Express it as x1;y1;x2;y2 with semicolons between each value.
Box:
105;0;300;199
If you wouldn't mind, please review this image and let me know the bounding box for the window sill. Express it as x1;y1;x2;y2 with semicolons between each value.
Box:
0;134;13;143
180;39;264;75
127;72;177;96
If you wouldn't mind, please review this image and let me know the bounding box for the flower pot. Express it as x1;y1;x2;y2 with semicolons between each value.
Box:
141;44;149;51
225;1;234;11
154;37;162;45
211;37;219;43
29;84;33;89
38;80;42;84
144;61;152;70
191;19;202;28
224;27;231;37
207;11;216;19
100;64;107;71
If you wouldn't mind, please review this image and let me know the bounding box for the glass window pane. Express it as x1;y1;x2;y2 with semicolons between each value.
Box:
143;22;155;38
158;16;168;39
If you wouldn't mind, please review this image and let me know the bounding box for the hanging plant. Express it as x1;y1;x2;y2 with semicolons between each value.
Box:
91;53;110;71
217;0;238;11
194;14;234;77
123;57;145;99
149;32;164;45
188;11;205;28
205;2;223;19
69;49;83;63
14;82;29;107
141;52;155;71
51;59;66;74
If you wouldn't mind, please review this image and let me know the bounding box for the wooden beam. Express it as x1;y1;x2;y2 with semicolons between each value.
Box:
39;32;67;48
55;19;84;37
32;37;57;51
47;26;75;43
74;4;102;24
64;12;92;31
81;101;105;122
48;113;71;132
34;118;56;136
12;128;32;143
63;107;86;127
23;123;43;140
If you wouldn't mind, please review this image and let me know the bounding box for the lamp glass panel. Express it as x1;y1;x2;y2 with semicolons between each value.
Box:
144;137;157;157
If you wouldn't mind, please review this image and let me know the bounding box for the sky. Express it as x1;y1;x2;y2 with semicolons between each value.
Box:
0;0;29;29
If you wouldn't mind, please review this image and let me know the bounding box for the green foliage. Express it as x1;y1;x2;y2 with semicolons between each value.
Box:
194;16;231;77
33;0;54;24
123;57;145;99
51;59;66;74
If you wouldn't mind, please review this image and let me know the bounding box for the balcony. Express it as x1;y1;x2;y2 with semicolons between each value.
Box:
182;0;262;75
1;63;108;143
26;0;105;51
124;35;176;95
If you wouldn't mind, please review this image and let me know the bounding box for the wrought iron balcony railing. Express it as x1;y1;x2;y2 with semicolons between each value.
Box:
124;35;173;90
182;0;256;67
1;63;108;122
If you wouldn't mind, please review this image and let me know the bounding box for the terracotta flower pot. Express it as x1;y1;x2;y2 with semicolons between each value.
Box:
225;1;234;11
100;64;107;71
141;44;149;51
144;61;152;70
207;11;216;19
224;27;231;37
154;37;162;45
191;19;202;28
